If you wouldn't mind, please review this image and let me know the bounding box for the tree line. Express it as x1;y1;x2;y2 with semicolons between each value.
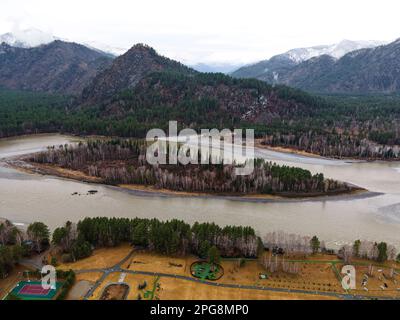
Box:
261;131;400;159
54;217;260;262
0;219;26;278
2;218;399;279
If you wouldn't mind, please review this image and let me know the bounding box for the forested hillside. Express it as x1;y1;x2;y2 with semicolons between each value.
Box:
2;85;400;159
0;41;113;95
81;44;195;104
0;89;70;138
259;94;400;159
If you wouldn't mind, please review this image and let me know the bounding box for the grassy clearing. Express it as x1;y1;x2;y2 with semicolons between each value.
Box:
58;244;132;270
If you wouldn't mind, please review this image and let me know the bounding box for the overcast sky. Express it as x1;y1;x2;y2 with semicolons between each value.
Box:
1;0;399;64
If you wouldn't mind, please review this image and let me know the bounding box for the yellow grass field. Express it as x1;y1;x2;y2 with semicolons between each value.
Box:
62;246;400;300
58;244;132;270
84;271;338;300
75;272;103;283
220;259;344;293
61;247;347;300
120;251;345;294
157;277;338;300
121;251;198;276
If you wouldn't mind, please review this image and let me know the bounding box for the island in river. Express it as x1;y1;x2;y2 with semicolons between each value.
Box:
10;138;364;200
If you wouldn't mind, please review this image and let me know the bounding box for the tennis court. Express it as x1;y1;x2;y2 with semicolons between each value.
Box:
8;281;61;300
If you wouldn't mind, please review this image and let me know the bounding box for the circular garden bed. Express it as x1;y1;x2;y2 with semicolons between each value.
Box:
190;261;224;281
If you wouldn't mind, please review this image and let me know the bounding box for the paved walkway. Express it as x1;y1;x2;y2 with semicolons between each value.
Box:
20;249;50;270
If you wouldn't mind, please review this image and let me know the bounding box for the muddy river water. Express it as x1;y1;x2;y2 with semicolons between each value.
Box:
0;134;399;249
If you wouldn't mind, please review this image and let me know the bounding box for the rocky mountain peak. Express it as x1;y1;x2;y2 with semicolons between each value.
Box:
81;43;195;104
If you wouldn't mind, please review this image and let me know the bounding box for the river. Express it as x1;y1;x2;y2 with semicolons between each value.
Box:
0;134;399;249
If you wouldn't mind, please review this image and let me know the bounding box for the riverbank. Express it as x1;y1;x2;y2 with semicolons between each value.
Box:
255;139;400;162
5;156;371;203
255;140;324;159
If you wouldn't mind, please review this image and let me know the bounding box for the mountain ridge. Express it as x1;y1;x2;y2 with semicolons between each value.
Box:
0;28;122;57
278;39;400;93
232;39;400;93
0;40;114;95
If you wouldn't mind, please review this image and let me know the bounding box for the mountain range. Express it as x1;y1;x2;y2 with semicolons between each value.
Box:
231;40;386;82
278;40;386;63
0;29;241;74
79;43;319;129
231;39;400;93
0;37;308;129
1;28;400;95
1;36;400;160
0;28;125;57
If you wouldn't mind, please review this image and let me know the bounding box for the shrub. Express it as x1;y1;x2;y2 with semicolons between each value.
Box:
61;253;73;263
56;269;76;300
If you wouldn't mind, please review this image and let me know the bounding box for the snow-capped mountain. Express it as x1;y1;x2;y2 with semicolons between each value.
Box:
231;39;388;83
284;39;387;63
83;41;128;57
233;38;400;94
0;28;59;48
0;28;126;57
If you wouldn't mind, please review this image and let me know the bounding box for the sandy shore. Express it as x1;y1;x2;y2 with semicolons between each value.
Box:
118;184;284;200
5;159;103;184
115;183;378;204
255;140;324;158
